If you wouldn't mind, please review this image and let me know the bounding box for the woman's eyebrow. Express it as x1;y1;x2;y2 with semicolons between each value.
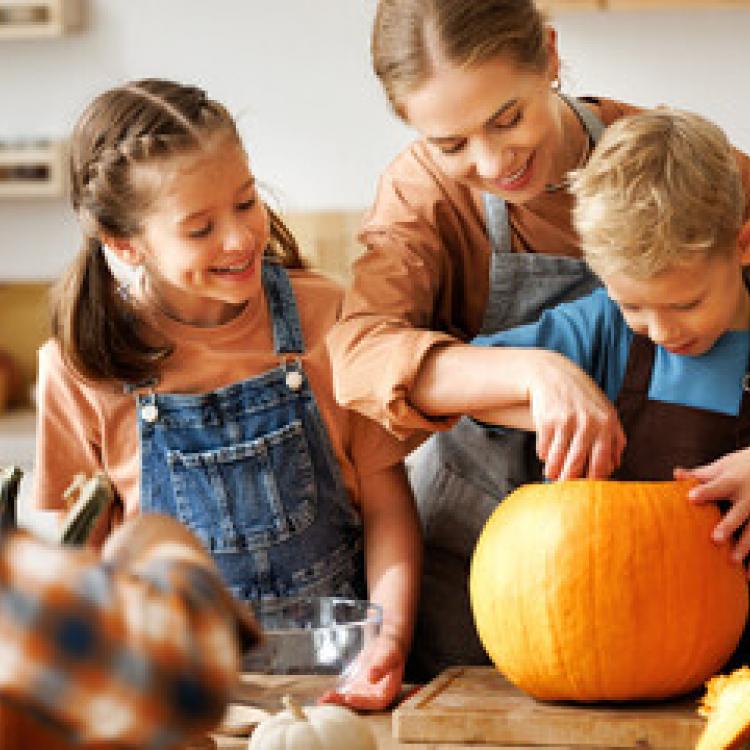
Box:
427;99;519;145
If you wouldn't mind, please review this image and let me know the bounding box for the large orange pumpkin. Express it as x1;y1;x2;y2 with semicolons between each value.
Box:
469;480;749;702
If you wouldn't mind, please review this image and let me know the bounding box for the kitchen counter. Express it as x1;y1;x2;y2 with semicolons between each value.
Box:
213;670;705;750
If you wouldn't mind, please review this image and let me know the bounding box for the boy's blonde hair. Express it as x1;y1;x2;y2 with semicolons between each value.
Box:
569;108;744;280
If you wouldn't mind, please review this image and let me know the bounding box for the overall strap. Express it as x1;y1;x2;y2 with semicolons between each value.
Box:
483;193;512;256
736;347;750;448
262;257;306;355
617;334;654;399
558;93;606;145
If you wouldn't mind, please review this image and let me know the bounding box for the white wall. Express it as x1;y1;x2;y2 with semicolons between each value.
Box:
1;2;749;281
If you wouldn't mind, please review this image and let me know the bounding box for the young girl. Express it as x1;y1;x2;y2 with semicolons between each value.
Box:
33;78;420;710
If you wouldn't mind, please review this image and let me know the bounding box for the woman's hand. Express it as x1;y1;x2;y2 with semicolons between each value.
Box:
318;631;405;711
412;345;625;481
675;451;750;572
525;351;625;480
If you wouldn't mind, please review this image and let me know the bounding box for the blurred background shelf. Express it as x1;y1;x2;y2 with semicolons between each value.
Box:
0;140;67;199
0;0;82;38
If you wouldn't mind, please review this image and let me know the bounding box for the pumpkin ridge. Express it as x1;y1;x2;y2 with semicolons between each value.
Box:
514;486;545;696
545;490;576;699
641;481;671;698
591;483;604;699
676;497;711;696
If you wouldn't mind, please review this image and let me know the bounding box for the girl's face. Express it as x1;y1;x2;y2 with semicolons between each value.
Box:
124;134;269;326
400;32;568;204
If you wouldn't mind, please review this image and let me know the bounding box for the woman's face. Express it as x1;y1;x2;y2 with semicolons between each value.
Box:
401;39;567;203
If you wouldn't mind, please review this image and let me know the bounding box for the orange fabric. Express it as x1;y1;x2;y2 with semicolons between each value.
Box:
0;702;76;750
327;97;750;440
34;269;409;516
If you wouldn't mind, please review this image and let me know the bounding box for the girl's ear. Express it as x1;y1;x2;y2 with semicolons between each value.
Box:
738;220;750;266
102;235;143;268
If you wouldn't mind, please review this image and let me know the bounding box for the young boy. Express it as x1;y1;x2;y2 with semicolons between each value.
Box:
473;109;750;568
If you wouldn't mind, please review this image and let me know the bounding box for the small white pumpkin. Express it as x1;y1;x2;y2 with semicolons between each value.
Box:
248;695;376;750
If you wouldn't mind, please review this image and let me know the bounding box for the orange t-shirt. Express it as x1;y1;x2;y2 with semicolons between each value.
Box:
34;268;409;517
327;97;750;440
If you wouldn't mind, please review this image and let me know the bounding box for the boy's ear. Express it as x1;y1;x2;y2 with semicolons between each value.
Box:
739;220;750;266
102;235;143;267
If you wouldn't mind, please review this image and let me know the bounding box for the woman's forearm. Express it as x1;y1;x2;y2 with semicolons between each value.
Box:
409;343;548;418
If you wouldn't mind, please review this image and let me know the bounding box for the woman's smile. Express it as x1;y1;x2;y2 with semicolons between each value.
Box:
492;152;536;192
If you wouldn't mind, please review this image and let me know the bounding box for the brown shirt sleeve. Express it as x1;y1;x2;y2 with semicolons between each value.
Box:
327;142;489;439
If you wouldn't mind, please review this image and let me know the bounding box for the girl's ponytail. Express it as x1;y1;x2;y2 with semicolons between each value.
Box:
50;237;169;383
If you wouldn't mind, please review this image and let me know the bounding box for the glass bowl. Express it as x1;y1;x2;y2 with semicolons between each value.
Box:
242;596;382;677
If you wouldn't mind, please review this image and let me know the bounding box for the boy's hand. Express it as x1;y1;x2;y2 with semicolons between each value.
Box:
318;632;405;711
675;452;750;572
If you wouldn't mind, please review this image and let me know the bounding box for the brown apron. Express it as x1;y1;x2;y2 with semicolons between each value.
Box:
614;334;750;480
613;333;750;668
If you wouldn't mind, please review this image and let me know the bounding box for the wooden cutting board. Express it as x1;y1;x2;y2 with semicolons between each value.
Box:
392;667;705;748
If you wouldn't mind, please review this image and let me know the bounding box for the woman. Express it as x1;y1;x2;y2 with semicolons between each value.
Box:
327;0;750;678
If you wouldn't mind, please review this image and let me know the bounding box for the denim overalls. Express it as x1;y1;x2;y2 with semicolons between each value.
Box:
407;96;605;679
135;259;366;604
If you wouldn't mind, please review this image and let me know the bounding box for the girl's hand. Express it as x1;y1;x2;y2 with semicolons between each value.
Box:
527;352;626;481
318;632;405;711
675;451;750;572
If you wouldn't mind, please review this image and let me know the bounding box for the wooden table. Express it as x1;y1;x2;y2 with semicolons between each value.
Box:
211;670;706;750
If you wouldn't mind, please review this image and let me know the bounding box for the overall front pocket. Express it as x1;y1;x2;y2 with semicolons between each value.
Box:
167;419;317;552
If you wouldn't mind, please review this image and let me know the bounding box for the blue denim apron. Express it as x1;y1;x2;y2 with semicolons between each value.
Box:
135;259;366;604
407;96;605;679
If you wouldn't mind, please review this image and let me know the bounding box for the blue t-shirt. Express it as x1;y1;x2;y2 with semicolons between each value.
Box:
473;288;750;417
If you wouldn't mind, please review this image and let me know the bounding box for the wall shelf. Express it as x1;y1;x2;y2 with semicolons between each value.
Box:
0;0;81;39
0;140;66;198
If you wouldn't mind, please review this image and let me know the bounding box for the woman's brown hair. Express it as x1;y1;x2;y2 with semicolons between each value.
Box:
372;0;547;118
54;78;303;384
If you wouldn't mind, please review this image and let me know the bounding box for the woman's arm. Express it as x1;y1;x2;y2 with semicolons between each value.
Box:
410;343;625;480
321;462;421;710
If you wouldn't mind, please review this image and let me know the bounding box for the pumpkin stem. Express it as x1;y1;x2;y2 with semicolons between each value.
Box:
282;695;307;721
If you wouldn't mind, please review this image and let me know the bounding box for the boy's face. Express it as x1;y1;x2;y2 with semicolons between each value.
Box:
603;249;750;357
